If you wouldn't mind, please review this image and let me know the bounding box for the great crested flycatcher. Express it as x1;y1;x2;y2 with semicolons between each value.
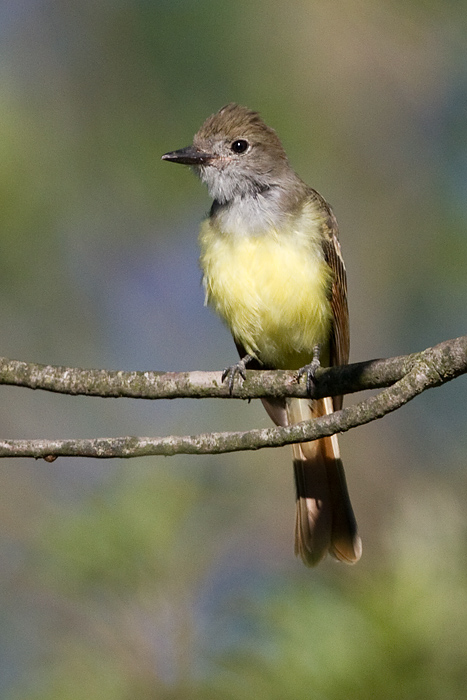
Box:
162;103;361;566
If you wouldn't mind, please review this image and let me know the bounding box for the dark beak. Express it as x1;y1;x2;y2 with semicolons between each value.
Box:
161;145;214;165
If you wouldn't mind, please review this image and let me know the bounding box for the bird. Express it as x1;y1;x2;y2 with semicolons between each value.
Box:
162;103;361;565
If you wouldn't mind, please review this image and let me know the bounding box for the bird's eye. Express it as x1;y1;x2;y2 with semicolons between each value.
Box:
231;139;249;154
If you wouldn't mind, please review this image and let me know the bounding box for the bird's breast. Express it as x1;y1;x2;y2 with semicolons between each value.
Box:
199;219;333;369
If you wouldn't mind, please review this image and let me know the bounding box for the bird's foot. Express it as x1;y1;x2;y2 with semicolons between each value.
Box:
297;345;321;395
222;354;253;395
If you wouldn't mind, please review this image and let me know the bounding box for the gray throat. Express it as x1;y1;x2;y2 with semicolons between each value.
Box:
209;183;306;236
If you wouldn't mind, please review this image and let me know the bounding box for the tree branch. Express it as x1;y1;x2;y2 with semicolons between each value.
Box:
1;335;466;400
0;336;465;459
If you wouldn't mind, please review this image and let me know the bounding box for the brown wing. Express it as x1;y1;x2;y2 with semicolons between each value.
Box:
309;190;349;412
323;231;349;366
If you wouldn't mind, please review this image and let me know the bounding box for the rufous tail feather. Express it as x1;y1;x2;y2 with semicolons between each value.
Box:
288;397;362;566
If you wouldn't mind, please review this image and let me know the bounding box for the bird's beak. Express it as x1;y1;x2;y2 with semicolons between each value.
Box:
161;145;214;165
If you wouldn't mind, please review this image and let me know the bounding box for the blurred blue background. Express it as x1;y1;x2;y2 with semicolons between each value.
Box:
1;1;467;698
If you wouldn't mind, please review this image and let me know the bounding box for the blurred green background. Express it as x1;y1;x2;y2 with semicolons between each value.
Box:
1;1;467;698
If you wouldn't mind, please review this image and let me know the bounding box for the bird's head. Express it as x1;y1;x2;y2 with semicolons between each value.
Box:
162;104;291;203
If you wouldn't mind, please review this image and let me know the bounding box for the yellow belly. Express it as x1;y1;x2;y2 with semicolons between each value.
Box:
199;220;333;369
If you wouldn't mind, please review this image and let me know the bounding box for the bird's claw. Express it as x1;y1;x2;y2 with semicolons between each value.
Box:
222;355;252;395
297;346;321;395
